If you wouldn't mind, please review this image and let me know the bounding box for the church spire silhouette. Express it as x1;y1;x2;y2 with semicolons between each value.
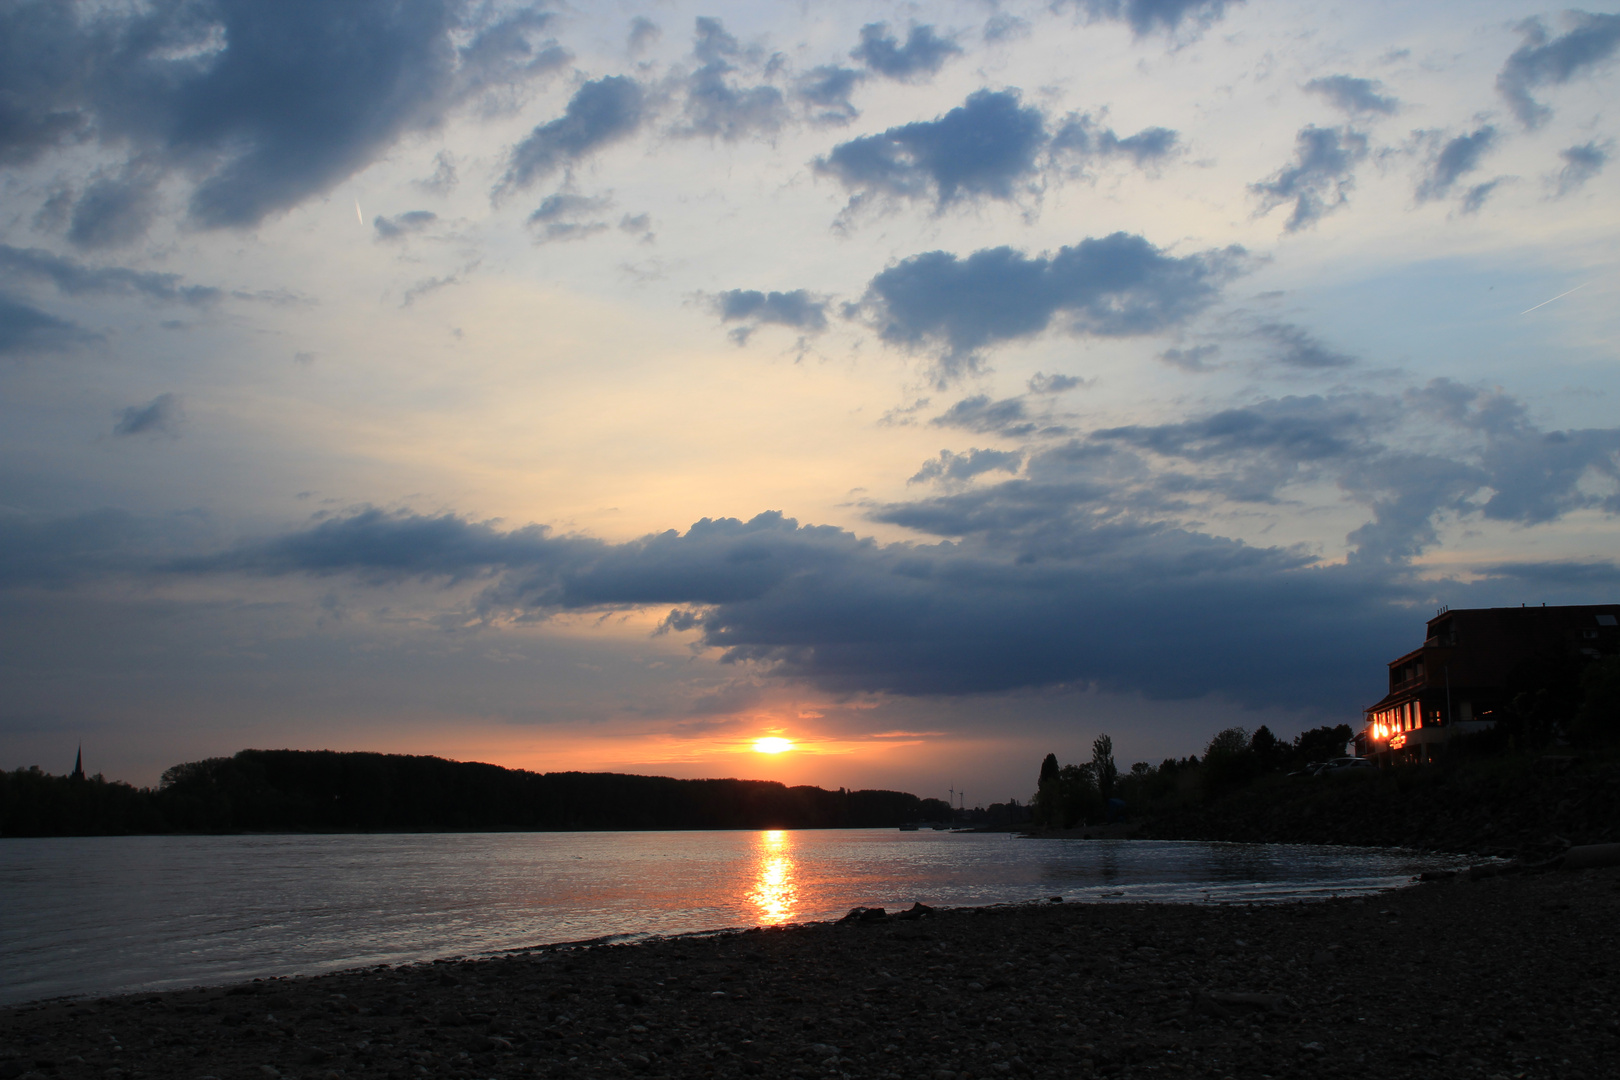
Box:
70;745;85;782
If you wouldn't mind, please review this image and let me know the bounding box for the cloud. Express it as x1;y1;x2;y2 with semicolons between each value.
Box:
794;66;863;125
983;15;1031;43
1028;372;1084;395
1093;394;1383;467
931;396;1040;438
1550;140;1609;196
2;1;572;235
678;17;789;141
850;23;962;81
909;448;1024;486
712;289;828;343
503;75;647;190
26;377;1620;714
113;393;183;437
1475;559;1620;589
1254;322;1355;368
526;193;614;243
850;232;1247;380
1417;127;1497;203
0;245;221;307
1303;75;1399;116
1497;12;1620;128
1251;126;1368;231
1062;0;1239;38
413;152;458;195
167;505;1409;710
1460;179;1504;214
373;210;438;242
66;167;162;250
618;212;654;242
627;16;660;55
1050;113;1180;169
815;90;1047;210
0;293;88;357
1158;344;1220;371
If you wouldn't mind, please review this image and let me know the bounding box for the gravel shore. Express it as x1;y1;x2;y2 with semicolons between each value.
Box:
4;864;1616;1080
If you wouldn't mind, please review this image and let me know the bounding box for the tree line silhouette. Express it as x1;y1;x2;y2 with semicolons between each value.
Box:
1031;724;1357;828
0;749;952;837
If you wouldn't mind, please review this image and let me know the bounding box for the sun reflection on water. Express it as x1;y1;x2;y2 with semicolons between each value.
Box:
746;829;798;925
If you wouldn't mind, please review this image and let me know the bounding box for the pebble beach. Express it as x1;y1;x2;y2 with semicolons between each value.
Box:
3;862;1616;1080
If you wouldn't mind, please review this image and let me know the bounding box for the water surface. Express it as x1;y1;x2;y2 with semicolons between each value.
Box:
1;830;1467;1004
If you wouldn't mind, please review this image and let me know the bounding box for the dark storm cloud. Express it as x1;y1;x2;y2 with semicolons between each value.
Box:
794;66;864;125
1251;126;1368;231
1497;12;1620;128
1303;75;1399;116
177;508;589;585
2;0;569;236
1417;127;1497;202
850;23;962;81
850;233;1246;379
0;246;221;307
679;17;789;141
169;504;1408;710
908;448;1024;486
815;90;1047;208
502;76;647;190
373;210;438;241
1062;0;1239;37
712;290;828;343
113;393;183;437
1551;141;1608;196
28;377;1620;713
0;294;89;357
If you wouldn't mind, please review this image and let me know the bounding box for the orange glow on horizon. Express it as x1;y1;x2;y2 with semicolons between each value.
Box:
753;737;794;754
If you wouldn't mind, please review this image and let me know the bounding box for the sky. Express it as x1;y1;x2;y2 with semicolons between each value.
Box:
2;0;1618;801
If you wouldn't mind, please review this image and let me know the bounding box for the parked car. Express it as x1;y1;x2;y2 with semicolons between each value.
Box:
1319;756;1373;774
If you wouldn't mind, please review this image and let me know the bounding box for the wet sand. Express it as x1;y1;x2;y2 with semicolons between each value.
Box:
3;864;1616;1080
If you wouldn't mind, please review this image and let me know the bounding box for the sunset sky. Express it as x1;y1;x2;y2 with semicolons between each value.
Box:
3;0;1618;800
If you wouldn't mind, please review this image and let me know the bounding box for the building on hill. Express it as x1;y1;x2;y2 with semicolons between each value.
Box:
1356;604;1620;763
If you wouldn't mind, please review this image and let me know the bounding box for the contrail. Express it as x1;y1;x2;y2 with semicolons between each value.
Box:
1520;281;1589;315
355;198;364;227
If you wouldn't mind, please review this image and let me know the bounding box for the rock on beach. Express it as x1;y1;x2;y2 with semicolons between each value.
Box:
2;866;1617;1080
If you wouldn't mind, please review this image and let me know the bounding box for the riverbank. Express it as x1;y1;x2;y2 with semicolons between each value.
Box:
1118;756;1620;860
4;863;1615;1080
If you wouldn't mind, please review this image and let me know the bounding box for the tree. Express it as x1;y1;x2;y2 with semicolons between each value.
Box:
1039;752;1060;786
1202;726;1256;798
1249;725;1283;772
1091;735;1118;800
1572;654;1620;746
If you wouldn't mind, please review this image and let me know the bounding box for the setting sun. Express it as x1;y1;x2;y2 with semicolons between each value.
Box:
753;737;794;754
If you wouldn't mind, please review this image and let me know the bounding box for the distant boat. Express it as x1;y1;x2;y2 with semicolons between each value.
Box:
898;822;919;831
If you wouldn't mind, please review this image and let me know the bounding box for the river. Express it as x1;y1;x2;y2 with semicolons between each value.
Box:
0;830;1468;1004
